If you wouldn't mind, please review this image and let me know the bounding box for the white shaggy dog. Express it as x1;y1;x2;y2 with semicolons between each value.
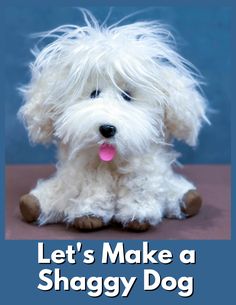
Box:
18;11;207;231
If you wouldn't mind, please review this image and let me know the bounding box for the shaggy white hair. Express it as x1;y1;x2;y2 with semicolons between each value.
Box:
18;10;207;226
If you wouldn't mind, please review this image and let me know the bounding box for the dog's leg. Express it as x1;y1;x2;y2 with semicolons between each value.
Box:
62;167;116;231
115;167;202;230
66;187;115;231
19;163;116;230
19;170;78;225
115;174;165;231
164;171;202;219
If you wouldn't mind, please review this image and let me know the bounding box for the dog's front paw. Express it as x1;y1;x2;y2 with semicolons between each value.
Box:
124;220;151;232
181;189;202;217
19;194;41;223
73;216;105;231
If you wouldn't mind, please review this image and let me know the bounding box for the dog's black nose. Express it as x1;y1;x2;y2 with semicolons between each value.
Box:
99;124;117;138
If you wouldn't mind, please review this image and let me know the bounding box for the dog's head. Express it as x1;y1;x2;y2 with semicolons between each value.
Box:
18;10;207;162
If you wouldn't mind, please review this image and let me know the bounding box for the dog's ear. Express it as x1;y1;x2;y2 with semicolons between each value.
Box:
163;67;207;146
18;25;87;145
18;70;55;144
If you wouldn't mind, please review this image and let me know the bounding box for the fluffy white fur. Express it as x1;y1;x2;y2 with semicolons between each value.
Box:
18;10;207;226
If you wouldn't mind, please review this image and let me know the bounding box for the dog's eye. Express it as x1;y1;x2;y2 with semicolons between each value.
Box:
90;90;101;99
121;91;132;102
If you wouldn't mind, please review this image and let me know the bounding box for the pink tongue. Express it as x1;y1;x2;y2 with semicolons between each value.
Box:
99;143;116;162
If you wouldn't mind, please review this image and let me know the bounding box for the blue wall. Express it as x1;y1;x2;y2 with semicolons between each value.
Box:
4;6;231;164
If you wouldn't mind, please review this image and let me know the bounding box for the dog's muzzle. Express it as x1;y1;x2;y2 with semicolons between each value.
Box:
99;124;117;138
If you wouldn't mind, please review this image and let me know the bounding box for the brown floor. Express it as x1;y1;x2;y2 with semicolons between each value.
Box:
5;164;230;240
